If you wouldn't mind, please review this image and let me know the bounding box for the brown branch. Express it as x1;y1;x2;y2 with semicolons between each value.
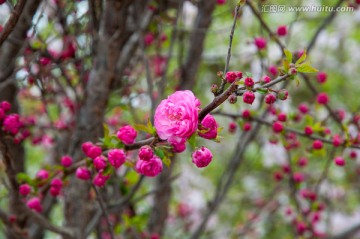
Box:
0;0;26;47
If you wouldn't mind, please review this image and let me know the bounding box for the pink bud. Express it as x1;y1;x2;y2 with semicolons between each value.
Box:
242;110;251;118
298;157;308;167
243;91;255;104
93;156;107;171
332;134;343;147
61;155;73;167
260;75;271;85
277;113;287;122
225;71;237;83
27;197;42;213
317;93;329;104
243;122;252;132
0;101;11;112
136;156;163;177
191;147;213;168
108;149;126;168
265;94;276;104
228;122;237;133
36;169;49;180
277;25;287;36
293;172;304;183
244;77;254;87
316;72;327;84
76;167;91;180
117;125;137;145
198;114;218;140
93;172;110;187
304;126;313;135
268;65;278;76
272;121;284;133
19;184;31;196
254;37;267;49
298;103;309;114
312;140;323;150
334;156;345;166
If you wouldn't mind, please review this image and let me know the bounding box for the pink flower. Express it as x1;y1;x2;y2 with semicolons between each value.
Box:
304;126;313;135
298;157;308;167
272;121;284;133
293;172;304;183
268;65;278;76
171;138;187;153
36;169;49;180
260;75;271;85
144;33;154;46
27;197;42;213
277;25;287;36
192;147;213;168
3;114;22;135
277;89;288;100
317;93;329;104
93;172;110;187
243;91;255;104
334;156;345;166
217;0;226;5
117;125;137;144
244;77;254;87
82;142;102;159
316;72;327;84
136;156;163;177
138;146;154;161
312;140;323;150
198;114;218;140
19;184;31;196
61;155;73;167
265;94;276;104
0;108;4;120
39;57;51;66
108;149;126;168
0;101;11;112
228;122;237;133
154;90;200;144
93;156;107;171
225;72;237;83
332;134;343;147
254;37;267;49
243;122;252;132
76;167;91;180
242;110;251;118
277;113;287;122
50;178;63;197
298;103;309;114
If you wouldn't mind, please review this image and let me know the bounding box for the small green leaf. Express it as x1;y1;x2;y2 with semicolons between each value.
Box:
295;50;307;65
16;173;32;184
284;49;293;63
283;60;290;72
245;72;253;77
187;133;196;148
154;148;165;159
296;62;318;73
133;124;151;134
256;88;268;95
163;157;171;168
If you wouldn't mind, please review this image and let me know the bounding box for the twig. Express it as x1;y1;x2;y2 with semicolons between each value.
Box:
93;186;114;239
0;0;26;47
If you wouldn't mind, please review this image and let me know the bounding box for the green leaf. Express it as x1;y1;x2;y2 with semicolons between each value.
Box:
133;124;151;134
154;148;165;159
296;62;318;73
147;119;156;135
187;133;196;148
284;49;293;63
283;60;290;72
295;50;307;65
245;72;252;77
163;157;171;168
16;173;32;184
103;124;110;138
256;88;268;95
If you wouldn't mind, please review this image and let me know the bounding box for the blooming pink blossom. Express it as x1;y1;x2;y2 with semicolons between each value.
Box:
27;197;42;213
198;114;218;140
108;149;126;168
138;146;154;161
135;156;163;177
76;167;91;180
117;125;137;145
154;90;200;145
191;146;213;168
19;184;31;196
